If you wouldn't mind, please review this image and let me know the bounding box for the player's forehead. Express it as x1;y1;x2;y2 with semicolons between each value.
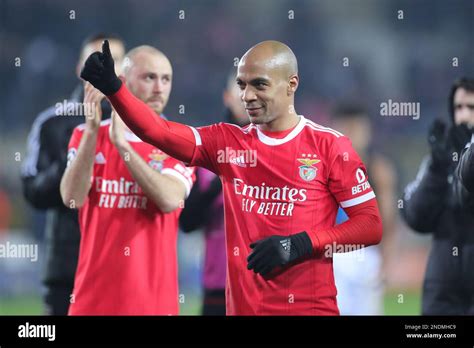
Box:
129;52;172;76
454;88;474;103
236;60;274;83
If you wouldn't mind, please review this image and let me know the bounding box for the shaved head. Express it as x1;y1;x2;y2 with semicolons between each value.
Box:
120;45;173;114
121;45;171;77
240;40;298;79
237;40;300;130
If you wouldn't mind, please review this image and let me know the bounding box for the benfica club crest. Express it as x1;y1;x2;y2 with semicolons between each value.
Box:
148;150;168;171
297;158;320;181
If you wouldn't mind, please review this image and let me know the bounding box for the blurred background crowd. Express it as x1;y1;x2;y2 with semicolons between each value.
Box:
0;0;473;314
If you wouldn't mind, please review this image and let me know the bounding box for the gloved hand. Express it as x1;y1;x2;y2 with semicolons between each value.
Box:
247;231;313;276
80;40;122;96
447;123;473;155
428;119;451;171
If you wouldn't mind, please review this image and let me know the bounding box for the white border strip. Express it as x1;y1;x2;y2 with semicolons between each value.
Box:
339;191;376;208
189;126;202;146
161;168;192;197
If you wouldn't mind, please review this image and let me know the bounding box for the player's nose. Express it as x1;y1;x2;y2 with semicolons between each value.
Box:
241;86;257;103
152;79;165;93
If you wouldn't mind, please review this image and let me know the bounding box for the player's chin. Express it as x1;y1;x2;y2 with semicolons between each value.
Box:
249;116;263;124
147;102;164;114
247;110;266;124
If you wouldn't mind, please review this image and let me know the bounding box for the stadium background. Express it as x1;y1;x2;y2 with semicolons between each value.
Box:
0;0;473;314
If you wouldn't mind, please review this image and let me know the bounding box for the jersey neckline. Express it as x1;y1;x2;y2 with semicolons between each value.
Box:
256;115;306;146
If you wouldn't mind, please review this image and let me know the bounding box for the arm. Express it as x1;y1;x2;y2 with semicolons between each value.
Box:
247;199;382;276
247;136;382;276
109;84;196;163
401;156;449;233
60;129;97;209
401;120;458;233
80;40;196;163
307;199;382;253
109;113;187;213
60;83;103;209
22;111;66;209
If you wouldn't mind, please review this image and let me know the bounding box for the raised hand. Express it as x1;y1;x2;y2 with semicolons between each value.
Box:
80;40;122;96
83;82;105;131
109;111;129;150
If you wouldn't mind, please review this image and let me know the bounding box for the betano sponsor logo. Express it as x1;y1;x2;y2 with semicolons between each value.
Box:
352;168;371;195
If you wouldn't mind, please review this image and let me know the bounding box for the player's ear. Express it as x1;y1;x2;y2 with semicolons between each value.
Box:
287;75;299;96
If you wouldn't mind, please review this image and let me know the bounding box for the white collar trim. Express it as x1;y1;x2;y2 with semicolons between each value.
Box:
256;115;306;146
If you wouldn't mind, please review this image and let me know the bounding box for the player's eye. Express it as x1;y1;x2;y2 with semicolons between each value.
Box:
455;104;474;110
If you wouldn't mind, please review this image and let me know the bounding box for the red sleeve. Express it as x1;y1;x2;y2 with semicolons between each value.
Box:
307;135;382;253
187;123;228;174
307;199;383;254
66;125;84;167
327;135;375;208
108;84;196;163
160;155;196;197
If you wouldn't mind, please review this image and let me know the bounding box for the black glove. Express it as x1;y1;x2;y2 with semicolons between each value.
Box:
80;40;122;96
447;123;472;155
428;119;451;171
247;231;313;276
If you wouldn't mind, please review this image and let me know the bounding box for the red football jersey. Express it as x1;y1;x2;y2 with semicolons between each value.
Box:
67;119;194;315
188;116;376;315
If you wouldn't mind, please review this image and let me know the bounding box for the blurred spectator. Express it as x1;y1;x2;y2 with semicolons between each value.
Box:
402;78;474;315
20;34;125;315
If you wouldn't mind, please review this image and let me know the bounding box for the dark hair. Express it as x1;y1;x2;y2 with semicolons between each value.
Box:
80;33;124;52
331;101;368;120
448;77;474;122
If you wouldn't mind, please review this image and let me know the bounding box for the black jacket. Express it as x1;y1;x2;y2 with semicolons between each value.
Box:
402;154;474;315
456;138;474;208
21;85;111;288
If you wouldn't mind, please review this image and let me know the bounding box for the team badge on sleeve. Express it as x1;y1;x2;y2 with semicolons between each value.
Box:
67;148;77;167
148;151;168;172
297;157;320;181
